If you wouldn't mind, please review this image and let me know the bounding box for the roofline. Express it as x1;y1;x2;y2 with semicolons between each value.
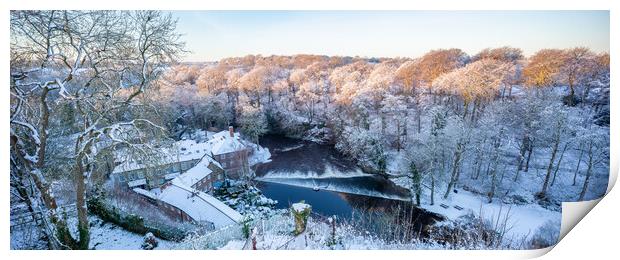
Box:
170;183;241;224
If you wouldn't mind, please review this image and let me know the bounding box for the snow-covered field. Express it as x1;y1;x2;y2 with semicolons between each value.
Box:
88;217;179;250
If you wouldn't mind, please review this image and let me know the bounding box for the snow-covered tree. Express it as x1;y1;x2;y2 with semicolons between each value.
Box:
433;58;513;121
10;10;184;249
380;95;408;151
238;105;268;145
575;123;609;201
523;49;565;88
537;103;578;198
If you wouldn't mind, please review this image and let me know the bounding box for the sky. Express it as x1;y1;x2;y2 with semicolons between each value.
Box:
170;11;610;62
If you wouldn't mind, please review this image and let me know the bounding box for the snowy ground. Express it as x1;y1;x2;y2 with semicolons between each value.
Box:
10;214;181;250
88;217;179;250
414;188;559;243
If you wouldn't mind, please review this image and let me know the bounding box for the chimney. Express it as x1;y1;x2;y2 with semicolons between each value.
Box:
229;126;234;137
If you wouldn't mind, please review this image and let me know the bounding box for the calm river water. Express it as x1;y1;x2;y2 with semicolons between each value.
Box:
254;135;443;232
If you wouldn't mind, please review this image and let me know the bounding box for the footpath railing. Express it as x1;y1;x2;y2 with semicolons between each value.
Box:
10;203;76;228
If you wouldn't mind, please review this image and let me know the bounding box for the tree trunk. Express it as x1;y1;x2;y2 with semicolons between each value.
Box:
462;100;469;120
568;79;575;106
488;137;502;203
551;143;569;186
474;158;483;180
410;162;421;206
517;135;530;171
74;162;90;250
573;148;584;186
524;145;533;172
472;152;482;180
470;99;478;122
416;105;422;134
444;142;464;199
578;144;594;201
380;113;386;137
396;121;401;152
37;87;51;168
430;175;435;206
488;166;497;203
541;137;560;196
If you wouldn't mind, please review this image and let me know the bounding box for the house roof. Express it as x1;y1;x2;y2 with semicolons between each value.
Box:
208;130;248;155
112;130;249;175
158;180;242;227
127;178;146;188
132;188;158;200
112;139;219;174
174;155;217;187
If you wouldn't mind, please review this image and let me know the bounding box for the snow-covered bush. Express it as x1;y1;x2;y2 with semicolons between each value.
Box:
335;126;387;173
529;219;561;249
429;213;505;249
141;232;158;250
213;180;279;219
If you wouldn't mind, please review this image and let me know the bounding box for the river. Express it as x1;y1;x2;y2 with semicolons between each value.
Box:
253;135;443;236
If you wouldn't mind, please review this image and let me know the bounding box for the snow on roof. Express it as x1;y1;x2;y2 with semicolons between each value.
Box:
112;139;215;174
112;129;247;174
164;172;180;180
132;188;157;200
158;181;242;227
127;179;146;188
212;130;240;140
174;156;214;187
209;130;248;155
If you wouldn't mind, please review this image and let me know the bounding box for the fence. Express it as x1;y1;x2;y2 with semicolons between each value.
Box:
10;203;76;228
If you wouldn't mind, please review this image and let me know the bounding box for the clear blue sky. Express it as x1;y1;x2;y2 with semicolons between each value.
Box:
170;11;609;62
